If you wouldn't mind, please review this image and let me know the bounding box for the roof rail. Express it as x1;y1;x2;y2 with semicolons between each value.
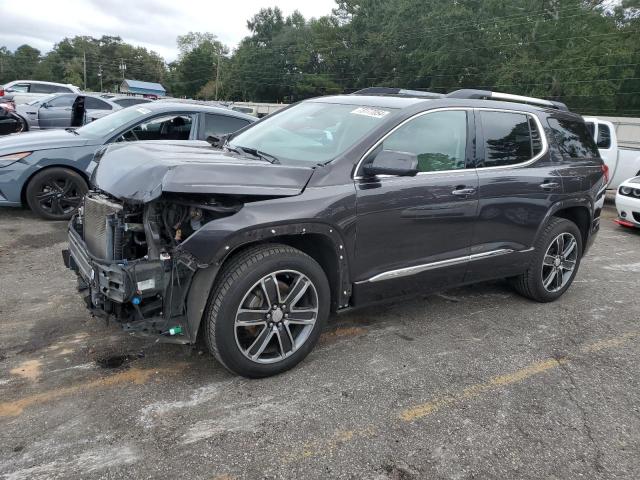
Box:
446;89;568;111
352;87;443;99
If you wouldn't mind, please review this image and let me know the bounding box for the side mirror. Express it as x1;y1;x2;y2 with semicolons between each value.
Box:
362;150;419;177
206;134;229;148
41;103;50;109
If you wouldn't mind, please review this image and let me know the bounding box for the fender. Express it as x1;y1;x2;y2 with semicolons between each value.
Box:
183;221;352;342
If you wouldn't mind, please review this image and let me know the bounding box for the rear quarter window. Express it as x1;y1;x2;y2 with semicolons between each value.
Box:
547;117;599;158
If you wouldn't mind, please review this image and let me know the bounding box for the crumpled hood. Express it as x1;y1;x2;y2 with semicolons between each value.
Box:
92;141;315;202
0;128;95;155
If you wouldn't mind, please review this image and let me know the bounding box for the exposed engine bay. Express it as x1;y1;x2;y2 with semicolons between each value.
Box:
67;190;246;339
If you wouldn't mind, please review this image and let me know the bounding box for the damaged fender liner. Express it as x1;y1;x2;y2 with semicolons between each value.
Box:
92;142;315;202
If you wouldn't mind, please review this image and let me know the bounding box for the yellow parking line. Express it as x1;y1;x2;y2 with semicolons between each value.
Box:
0;365;186;417
400;331;639;422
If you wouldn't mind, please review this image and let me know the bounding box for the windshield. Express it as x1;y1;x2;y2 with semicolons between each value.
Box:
229;101;396;164
77;106;152;137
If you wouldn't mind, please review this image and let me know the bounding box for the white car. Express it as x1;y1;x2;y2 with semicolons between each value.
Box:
615;176;640;229
0;80;81;106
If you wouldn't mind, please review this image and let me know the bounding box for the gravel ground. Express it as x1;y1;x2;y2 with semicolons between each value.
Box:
0;202;639;480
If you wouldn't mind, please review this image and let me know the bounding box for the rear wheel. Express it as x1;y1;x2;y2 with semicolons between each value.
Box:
512;217;583;302
203;244;330;378
25;167;87;220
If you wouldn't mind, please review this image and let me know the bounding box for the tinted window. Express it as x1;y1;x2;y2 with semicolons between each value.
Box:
118;114;193;142
31;83;59;94
204;114;250;138
85;97;112;110
597;124;612;149
381;110;468;172
548;118;599;158
46;94;76;108
480;111;542;167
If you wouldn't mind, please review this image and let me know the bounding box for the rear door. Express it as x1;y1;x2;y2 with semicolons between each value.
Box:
38;94;76;128
465;108;563;283
353;108;479;304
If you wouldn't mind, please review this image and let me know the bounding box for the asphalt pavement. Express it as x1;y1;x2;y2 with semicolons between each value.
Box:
0;203;639;480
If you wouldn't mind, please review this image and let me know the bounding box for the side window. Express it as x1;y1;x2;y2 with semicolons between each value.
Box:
119;115;193;142
31;83;57;94
597;124;612;149
54;85;74;93
204;114;250;137
85;97;112;110
479;111;542;167
380;110;468;172
548;118;599;158
9;83;30;93
46;95;76;108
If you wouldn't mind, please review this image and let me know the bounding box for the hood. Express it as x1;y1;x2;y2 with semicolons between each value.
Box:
92;141;315;203
0;129;96;156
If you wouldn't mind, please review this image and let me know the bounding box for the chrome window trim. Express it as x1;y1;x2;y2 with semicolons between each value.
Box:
363;248;516;283
353;107;549;180
474;108;548;171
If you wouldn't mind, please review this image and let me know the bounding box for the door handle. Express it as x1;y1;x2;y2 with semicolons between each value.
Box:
539;182;560;190
452;187;476;196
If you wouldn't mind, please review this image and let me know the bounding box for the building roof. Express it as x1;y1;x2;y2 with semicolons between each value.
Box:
121;79;166;94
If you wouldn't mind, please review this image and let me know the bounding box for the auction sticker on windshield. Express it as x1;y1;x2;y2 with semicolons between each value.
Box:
350;107;390;119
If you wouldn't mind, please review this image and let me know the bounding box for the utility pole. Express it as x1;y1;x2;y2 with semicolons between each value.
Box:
83;51;87;90
119;60;126;80
97;65;103;92
214;52;221;100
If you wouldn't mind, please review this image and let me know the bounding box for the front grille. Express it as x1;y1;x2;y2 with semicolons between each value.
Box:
83;193;122;259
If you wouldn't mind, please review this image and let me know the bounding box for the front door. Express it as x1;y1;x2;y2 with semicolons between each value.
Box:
39;94;75;128
352;109;479;304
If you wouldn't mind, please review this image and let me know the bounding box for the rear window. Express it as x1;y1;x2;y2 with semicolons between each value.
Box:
597;124;612;149
479;111;544;167
548;118;599;158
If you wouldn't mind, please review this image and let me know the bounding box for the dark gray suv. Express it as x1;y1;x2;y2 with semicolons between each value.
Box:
64;88;607;378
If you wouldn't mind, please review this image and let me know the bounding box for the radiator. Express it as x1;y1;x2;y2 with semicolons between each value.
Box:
83;193;122;260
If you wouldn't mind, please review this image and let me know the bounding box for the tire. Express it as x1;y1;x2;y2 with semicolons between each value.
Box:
25;167;88;220
512;217;583;302
203;243;330;378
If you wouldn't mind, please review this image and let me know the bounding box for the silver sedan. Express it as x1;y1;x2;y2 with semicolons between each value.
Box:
15;94;121;130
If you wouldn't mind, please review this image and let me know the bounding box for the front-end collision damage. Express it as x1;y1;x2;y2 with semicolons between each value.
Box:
64;142;353;344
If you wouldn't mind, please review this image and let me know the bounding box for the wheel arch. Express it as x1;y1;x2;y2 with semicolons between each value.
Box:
536;200;592;256
184;223;351;343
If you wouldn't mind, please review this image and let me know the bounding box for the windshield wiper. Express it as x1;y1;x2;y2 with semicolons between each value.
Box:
65;127;79;135
229;145;280;164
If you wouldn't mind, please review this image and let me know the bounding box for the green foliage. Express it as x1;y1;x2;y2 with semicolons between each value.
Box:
1;1;638;115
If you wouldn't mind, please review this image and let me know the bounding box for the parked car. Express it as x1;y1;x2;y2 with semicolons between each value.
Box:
0;102;27;135
0;102;256;219
62;87;606;378
0;80;81;106
15;94;122;130
615;176;640;228
584;116;640;189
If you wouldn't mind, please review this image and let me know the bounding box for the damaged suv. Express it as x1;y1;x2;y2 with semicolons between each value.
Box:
64;88;606;377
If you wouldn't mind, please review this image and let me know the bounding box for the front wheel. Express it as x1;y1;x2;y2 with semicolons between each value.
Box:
204;244;330;378
25;167;88;220
512;217;583;302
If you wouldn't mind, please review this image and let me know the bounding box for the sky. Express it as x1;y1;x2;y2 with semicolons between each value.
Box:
0;0;338;61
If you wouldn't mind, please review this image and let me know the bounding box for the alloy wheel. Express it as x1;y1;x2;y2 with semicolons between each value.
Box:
234;270;319;364
35;177;84;216
541;232;578;293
